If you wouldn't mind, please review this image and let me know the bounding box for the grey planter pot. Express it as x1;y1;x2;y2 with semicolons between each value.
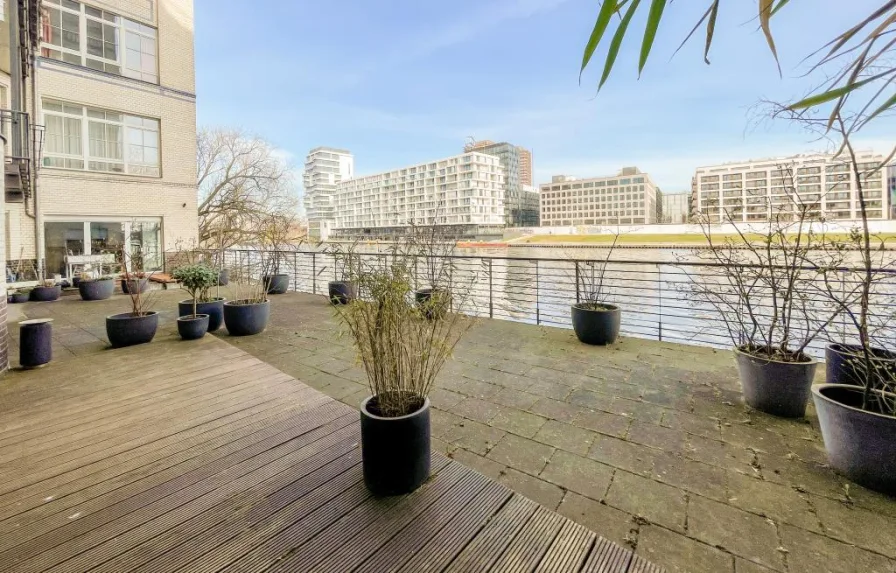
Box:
178;298;225;332
360;395;431;496
78;278;115;301
571;303;621;345
10;292;30;304
264;274;289;295
813;384;896;495
223;300;270;336
734;347;817;418
328;281;357;305
106;311;159;348
121;278;149;294
825;343;896;387
177;314;209;340
30;286;61;302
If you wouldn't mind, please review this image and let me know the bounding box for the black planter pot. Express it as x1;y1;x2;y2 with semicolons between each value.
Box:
825;343;896;387
105;311;159;348
414;288;451;320
328;281;356;305
177;314;209;340
734;347;817;418
30;286;61;302
10;292;30;304
813;384;896;495
571;303;621;345
360;395;431;496
223;300;270;336
264;274;289;295
19;318;53;368
217;269;229;286
121;278;149;294
78;278;115;301
178;298;225;332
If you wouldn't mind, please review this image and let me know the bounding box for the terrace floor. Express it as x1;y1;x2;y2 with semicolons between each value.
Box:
6;291;896;573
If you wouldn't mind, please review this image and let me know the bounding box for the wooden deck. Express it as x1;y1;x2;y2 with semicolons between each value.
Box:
0;334;662;573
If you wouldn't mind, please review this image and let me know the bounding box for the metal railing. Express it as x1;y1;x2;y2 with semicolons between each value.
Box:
186;249;896;358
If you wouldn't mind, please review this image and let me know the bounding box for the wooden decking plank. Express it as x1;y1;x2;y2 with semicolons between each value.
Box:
443;494;540;573
270;461;471;573
0;388;317;517
488;505;565;573
320;468;492;573
627;553;666;573
0;398;338;542
534;519;596;573
0;405;351;570
0;393;314;524
49;429;363;573
391;481;513;573
580;537;634;573
89;450;362;573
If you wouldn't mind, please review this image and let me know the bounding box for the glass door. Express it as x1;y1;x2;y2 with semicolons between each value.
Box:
44;222;85;278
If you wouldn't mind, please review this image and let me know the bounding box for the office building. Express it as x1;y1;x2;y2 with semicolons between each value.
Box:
332;152;505;239
464;139;537;226
303;146;353;240
888;164;896;219
694;152;891;222
659;192;691;224
539;167;659;226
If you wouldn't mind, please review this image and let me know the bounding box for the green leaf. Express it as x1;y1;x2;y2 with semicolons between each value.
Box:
599;0;642;90
580;1;621;83
759;0;782;76
704;0;719;64
639;0;667;75
788;76;878;110
770;0;791;16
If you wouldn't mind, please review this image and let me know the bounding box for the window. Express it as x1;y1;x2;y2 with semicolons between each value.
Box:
43;99;160;176
41;0;158;84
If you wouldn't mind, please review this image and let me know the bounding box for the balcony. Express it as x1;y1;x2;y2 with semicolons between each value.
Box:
0;109;43;203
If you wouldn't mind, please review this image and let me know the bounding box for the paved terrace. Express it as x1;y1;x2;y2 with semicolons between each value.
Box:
7;291;896;573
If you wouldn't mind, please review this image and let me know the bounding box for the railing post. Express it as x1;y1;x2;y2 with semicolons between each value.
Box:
488;258;493;319
293;252;298;292
312;252;316;295
657;263;663;342
535;259;540;325
574;261;580;304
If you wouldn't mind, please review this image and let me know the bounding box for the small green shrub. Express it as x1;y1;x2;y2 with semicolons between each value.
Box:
173;264;219;316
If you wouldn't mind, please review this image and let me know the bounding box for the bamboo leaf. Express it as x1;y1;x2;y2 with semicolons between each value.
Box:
704;0;719;64
788;76;879;110
599;0;642;90
770;0;790;16
759;0;782;76
580;1;621;83
638;0;668;75
672;1;714;60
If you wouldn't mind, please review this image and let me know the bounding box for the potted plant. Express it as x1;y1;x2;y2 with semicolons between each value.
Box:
324;241;359;305
30;280;61;302
9;288;31;304
121;272;149;295
78;274;115;301
173;264;218;340
106;248;160;348
571;234;621;345
410;220;456;319
335;235;476;496
223;265;270;336
259;214;300;295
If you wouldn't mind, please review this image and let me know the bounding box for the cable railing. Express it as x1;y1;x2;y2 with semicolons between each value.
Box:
180;249;896;359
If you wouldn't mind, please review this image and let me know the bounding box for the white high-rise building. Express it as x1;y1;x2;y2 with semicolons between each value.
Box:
303;147;354;240
694;152;890;222
332;152;506;238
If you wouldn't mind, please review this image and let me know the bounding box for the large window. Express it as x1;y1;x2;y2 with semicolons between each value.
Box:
43;99;160;177
41;0;158;84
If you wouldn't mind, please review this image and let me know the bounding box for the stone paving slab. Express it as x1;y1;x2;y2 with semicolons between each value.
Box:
13;290;896;573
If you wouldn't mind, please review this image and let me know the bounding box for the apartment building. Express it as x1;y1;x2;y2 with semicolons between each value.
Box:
332;152;505;239
539;167;659;226
694;152;890;223
464;139;538;226
303;146;353;241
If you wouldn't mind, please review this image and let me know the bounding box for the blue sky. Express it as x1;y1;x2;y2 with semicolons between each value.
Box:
195;0;893;197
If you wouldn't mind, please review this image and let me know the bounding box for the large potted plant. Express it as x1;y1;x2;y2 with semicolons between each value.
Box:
173;264;218;340
106;249;159;348
336;238;476;495
30;280;61;302
409;221;456;320
571;234;621;345
324;241;360;305
223;265;270;336
9;288;31;304
78;274;115;301
259;213;301;295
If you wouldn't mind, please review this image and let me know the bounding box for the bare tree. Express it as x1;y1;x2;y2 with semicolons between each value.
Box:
197;127;298;249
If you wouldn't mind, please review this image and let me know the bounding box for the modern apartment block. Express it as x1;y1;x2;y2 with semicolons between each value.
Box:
539;167;659;226
659;192;691;224
303;146;353;241
888;164;896;219
332;152;505;239
464;139;537;226
694;152;891;223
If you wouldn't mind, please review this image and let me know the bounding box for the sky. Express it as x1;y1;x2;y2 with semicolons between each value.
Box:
195;0;894;200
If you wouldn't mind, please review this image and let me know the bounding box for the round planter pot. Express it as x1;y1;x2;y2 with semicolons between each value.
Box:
360;395;431;496
105;311;159;348
812;384;896;495
217;269;229;286
223;300;270;336
121;278;149;294
825;343;896;387
10;292;30;304
415;288;451;320
571;303;621;345
72;276;82;288
178;298;226;332
19;318;53;368
30;286;61;302
177;314;209;340
78;278;115;301
264;274;289;295
328;281;356;305
734;347;817;418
